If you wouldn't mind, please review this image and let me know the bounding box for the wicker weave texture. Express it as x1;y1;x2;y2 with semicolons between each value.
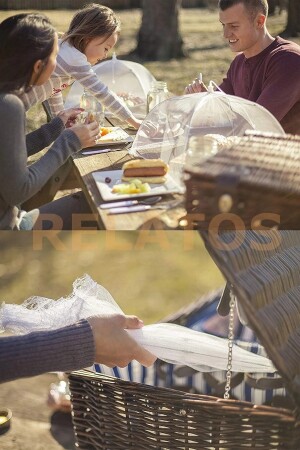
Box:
69;370;300;449
200;230;300;413
196;134;300;193
185;133;300;230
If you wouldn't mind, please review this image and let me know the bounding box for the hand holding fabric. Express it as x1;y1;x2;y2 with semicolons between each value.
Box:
88;314;157;367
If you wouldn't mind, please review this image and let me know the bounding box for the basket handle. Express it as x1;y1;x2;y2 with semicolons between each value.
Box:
245;373;284;390
204;372;244;395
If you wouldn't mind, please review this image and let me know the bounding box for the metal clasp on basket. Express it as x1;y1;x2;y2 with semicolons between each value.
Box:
224;290;236;399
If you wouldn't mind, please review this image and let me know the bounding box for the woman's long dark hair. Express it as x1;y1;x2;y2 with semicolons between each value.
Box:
0;13;56;94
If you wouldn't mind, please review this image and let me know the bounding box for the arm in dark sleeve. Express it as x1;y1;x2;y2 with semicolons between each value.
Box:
256;52;300;122
0;94;82;206
219;65;235;95
26;116;65;157
0;320;95;383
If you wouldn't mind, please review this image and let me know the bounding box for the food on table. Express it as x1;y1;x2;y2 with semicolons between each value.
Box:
104;177;112;184
100;127;111;136
122;159;168;184
96;127;130;142
112;178;151;195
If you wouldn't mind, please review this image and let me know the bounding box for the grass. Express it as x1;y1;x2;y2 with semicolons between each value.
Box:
0;8;296;131
0;232;224;324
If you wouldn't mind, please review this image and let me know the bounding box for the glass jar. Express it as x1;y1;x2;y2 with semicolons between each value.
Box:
79;90;104;125
147;81;169;113
185;135;219;173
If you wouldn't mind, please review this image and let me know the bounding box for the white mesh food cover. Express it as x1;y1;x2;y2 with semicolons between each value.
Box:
64;54;156;119
0;275;275;373
129;91;285;187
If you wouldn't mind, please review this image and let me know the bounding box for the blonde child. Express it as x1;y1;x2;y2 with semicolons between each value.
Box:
22;3;142;129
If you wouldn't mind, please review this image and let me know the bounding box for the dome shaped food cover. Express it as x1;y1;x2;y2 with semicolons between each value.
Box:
64;54;156;118
129;91;285;187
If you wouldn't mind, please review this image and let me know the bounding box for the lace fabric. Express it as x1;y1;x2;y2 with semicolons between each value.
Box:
0;275;275;373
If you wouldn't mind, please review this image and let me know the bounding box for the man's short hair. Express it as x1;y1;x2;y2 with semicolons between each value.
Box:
218;0;268;18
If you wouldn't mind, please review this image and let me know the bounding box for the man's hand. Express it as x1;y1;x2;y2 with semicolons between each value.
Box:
184;79;208;95
87;314;157;367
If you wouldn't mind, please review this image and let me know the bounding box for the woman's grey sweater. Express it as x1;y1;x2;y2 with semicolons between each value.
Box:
0;92;82;229
0;319;95;383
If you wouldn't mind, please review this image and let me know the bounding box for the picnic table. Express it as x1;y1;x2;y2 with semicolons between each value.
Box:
23;117;186;230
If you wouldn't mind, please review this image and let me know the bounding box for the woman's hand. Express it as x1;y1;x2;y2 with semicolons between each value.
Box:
57;107;84;128
87;314;157;368
70;120;99;148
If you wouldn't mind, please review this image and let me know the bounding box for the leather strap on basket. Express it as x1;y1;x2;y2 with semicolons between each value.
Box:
217;283;231;316
245;373;284;390
204;372;244;395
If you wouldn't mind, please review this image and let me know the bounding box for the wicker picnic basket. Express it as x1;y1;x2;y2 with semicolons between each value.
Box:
69;230;300;449
184;132;300;230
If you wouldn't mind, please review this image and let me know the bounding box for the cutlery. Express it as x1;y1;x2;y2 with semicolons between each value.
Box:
82;141;132;156
100;195;162;209
107;199;183;215
108;205;152;214
82;148;118;155
81;142;132;156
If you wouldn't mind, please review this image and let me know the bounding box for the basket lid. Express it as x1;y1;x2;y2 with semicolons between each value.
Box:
200;230;300;413
187;132;300;197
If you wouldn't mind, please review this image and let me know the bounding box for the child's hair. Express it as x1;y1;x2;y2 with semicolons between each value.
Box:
0;13;56;94
64;3;121;53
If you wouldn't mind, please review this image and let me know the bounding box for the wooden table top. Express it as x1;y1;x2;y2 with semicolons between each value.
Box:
72;147;186;230
72;117;186;230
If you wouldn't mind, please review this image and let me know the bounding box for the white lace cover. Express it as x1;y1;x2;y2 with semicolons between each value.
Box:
0;275;275;373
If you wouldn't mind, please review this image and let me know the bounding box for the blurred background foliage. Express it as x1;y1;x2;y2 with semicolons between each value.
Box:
0;7;294;132
0;232;224;323
0;1;216;10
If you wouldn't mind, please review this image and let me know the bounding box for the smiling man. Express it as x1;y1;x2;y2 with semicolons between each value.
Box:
186;0;300;134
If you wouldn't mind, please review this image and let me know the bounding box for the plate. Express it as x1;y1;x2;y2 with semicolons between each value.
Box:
89;127;133;147
92;170;184;202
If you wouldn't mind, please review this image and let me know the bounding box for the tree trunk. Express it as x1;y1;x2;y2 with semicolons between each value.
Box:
282;0;300;37
268;0;276;16
134;0;185;61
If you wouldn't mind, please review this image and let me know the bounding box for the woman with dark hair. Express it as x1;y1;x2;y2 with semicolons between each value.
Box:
0;13;99;230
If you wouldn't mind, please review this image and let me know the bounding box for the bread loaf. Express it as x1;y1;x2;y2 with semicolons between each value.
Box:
122;159;168;184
